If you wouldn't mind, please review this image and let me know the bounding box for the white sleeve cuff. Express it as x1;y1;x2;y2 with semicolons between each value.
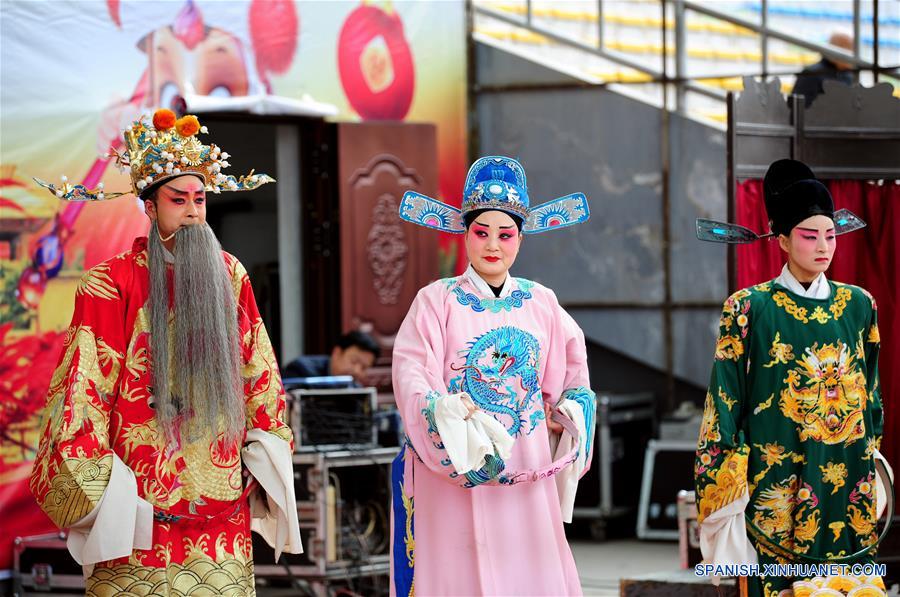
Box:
433;393;514;475
875;448;894;519
698;490;758;570
66;453;153;577
552;398;589;523
243;429;303;559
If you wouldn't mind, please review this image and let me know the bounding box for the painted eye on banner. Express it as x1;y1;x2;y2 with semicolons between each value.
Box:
158;82;180;112
338;3;415;121
208;86;232;98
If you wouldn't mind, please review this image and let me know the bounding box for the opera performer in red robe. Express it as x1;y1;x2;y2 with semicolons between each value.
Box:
30;108;301;596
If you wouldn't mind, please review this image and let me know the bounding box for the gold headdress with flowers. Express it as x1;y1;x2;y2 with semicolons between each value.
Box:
34;109;273;201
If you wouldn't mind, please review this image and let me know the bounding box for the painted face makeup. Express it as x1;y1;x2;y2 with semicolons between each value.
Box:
146;175;207;241
464;210;523;287
778;214;836;283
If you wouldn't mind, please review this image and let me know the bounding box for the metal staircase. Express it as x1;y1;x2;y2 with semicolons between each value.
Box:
472;0;900;127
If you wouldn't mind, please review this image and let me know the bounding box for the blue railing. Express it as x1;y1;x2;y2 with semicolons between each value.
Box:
741;2;900;27
862;36;900;50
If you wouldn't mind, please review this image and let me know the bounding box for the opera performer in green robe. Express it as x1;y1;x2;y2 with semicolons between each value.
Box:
694;159;889;597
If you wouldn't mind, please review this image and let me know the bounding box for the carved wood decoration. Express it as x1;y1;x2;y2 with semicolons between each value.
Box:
801;81;900;179
367;191;410;305
337;123;439;346
729;77;796;181
729;76;900;183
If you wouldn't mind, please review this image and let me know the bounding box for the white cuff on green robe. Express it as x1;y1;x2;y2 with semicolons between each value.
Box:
875;449;894;519
699;489;758;581
242;429;304;559
66;453;154;578
433;392;514;475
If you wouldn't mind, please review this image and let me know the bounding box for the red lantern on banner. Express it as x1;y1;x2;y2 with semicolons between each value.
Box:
249;0;299;78
338;2;415;120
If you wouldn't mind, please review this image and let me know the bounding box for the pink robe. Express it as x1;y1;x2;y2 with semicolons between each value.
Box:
391;267;596;596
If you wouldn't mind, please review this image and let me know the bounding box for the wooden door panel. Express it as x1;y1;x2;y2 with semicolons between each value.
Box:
337;123;439;342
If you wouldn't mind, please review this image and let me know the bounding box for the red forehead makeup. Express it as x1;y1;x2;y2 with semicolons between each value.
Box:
161;182;205;198
164;175;206;193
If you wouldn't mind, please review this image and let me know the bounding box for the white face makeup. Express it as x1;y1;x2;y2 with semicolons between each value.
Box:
778;214;836;283
464;210;523;287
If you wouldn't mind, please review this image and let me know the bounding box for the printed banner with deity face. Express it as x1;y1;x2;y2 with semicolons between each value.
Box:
0;0;465;570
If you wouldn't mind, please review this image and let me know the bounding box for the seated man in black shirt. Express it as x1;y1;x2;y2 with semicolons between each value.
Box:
791;32;855;107
282;330;380;386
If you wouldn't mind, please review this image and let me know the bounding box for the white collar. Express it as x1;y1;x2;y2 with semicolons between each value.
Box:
463;264;513;298
775;263;831;299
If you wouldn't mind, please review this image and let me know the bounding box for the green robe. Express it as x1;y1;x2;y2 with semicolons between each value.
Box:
695;279;882;597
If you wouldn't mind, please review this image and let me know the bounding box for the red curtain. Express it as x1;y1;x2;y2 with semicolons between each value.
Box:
736;180;900;466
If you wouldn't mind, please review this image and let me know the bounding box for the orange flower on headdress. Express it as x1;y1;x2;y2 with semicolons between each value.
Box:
152;109;177;131
175;115;201;137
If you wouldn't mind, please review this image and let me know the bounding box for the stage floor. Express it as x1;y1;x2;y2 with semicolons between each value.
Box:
574;538;684;596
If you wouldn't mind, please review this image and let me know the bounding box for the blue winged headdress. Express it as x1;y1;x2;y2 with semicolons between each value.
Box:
399;156;590;234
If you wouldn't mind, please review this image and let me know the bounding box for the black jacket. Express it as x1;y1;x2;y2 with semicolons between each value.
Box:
791;58;853;107
282;354;330;379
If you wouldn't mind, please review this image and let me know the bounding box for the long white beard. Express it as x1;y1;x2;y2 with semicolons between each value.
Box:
147;222;244;444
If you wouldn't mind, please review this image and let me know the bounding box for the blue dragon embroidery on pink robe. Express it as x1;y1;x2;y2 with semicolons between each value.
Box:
449;326;543;436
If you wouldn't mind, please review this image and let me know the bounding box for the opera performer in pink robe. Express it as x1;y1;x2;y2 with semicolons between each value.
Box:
391;156;597;596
